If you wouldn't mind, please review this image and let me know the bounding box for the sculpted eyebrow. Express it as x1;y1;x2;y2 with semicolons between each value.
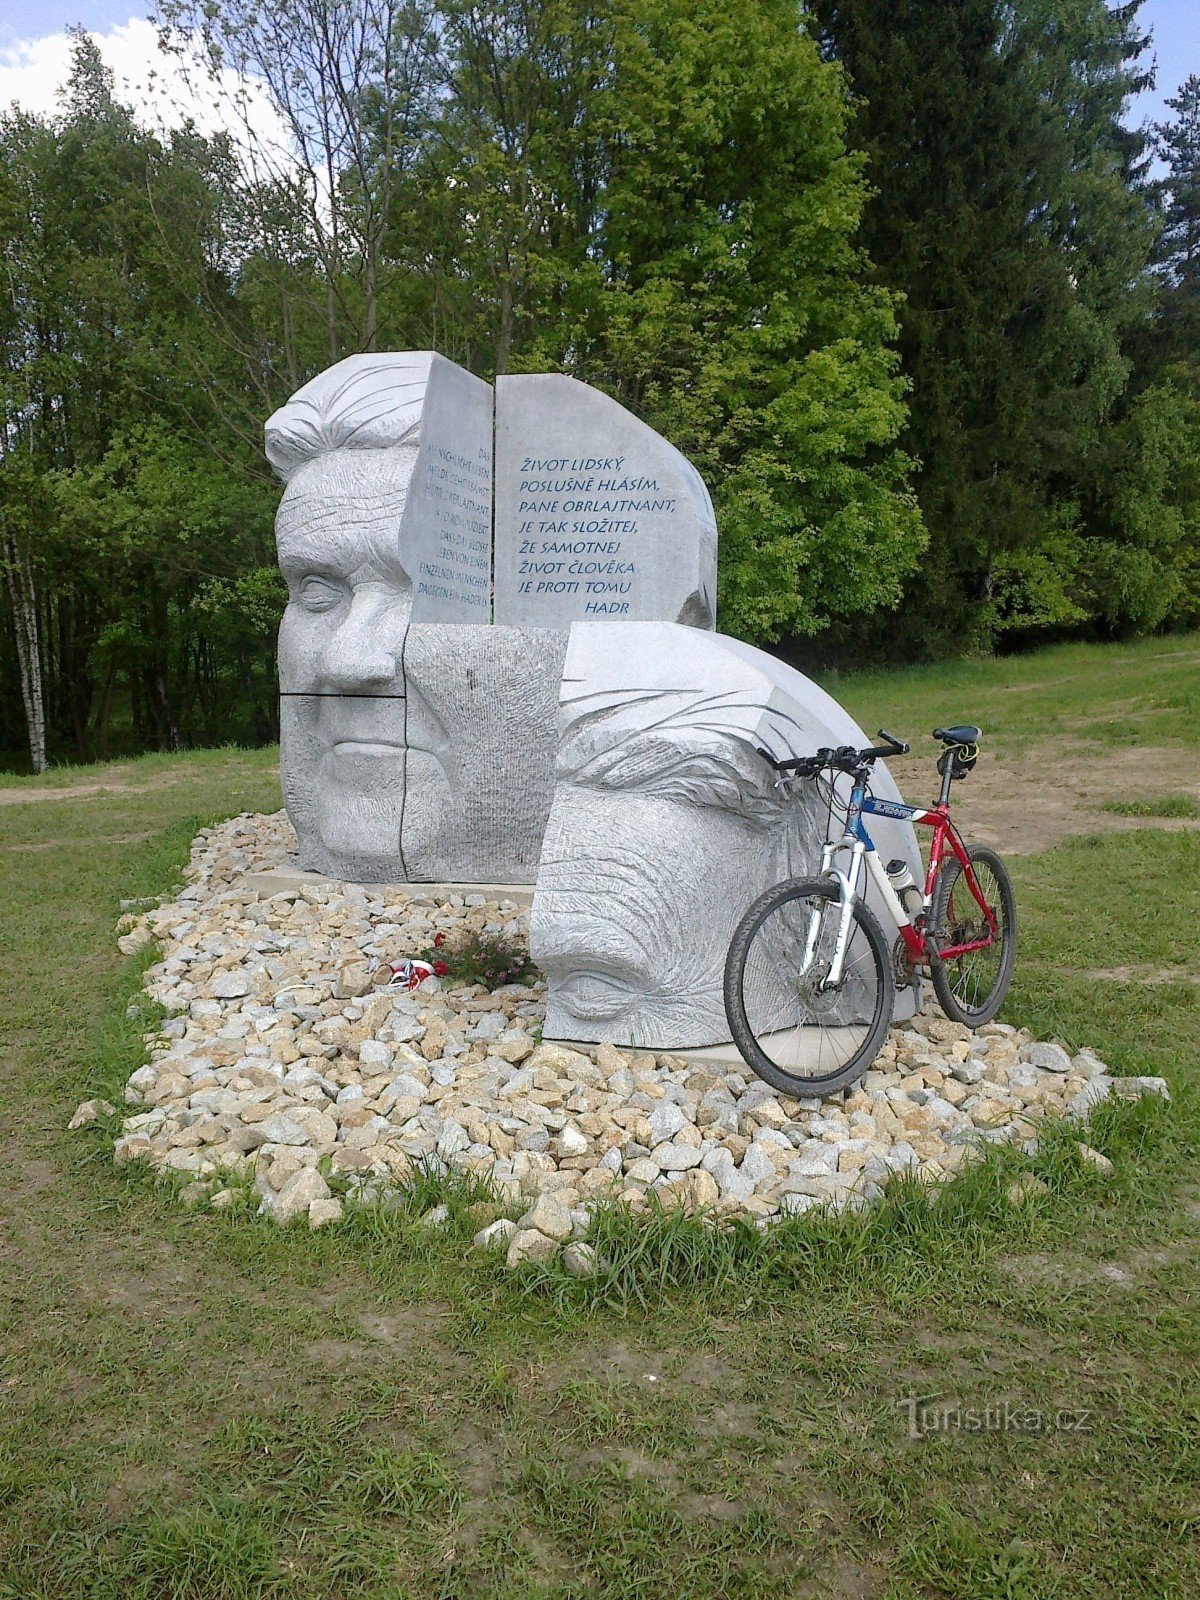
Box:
276;495;408;574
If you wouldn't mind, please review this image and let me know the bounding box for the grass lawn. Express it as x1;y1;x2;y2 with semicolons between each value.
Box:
0;639;1198;1598
832;632;1200;758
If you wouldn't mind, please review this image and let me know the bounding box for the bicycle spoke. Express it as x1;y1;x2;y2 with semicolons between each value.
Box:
737;889;883;1086
935;853;1013;1025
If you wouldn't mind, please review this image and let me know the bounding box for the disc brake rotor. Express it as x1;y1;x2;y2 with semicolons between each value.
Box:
795;962;842;1017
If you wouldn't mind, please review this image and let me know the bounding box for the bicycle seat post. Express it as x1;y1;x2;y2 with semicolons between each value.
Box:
937;756;954;808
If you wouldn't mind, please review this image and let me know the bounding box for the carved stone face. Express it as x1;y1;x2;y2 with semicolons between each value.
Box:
276;446;451;879
276;447;566;882
533;782;777;1048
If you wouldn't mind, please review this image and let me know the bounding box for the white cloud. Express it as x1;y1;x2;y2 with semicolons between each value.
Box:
0;16;289;155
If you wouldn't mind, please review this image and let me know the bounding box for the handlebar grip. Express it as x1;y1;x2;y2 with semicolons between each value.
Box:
755;748;809;774
755;747;825;776
875;728;911;756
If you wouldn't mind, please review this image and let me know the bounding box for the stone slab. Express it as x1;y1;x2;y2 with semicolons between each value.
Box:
403;354;494;622
492;374;717;628
544;1036;747;1068
241;863;535;905
279;623;566;885
398;623;567;883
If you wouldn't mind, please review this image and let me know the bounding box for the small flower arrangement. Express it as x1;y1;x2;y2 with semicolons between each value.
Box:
418;927;540;991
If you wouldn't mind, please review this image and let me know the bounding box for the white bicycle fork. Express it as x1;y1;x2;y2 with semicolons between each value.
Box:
800;837;914;990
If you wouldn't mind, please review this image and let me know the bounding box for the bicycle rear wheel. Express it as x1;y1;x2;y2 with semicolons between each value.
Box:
930;844;1016;1026
723;878;895;1098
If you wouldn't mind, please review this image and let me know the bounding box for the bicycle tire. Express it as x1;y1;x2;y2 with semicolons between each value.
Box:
723;877;896;1098
930;844;1016;1026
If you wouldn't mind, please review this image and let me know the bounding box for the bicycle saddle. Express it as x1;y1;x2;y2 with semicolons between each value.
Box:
933;724;981;745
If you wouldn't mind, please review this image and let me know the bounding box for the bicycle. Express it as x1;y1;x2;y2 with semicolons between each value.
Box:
723;726;1016;1098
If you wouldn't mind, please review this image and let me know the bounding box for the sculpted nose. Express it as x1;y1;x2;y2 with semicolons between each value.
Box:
320;589;405;692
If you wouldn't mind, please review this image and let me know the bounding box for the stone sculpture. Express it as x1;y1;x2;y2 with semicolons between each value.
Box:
493;374;717;628
267;352;556;882
267;350;922;1053
266;351;494;624
267;352;721;886
532;622;922;1049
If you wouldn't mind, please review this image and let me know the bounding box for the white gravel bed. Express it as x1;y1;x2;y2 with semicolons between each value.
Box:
93;811;1169;1271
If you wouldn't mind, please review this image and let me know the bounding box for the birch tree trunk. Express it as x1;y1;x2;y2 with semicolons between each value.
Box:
1;534;48;773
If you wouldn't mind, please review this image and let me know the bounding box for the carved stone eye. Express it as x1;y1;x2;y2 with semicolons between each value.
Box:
297;575;346;614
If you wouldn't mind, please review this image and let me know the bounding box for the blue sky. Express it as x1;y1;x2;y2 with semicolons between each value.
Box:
1126;0;1200;129
1;0;1197;133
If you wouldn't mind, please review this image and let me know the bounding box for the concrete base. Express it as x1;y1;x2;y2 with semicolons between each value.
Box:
546;1035;747;1066
242;861;535;906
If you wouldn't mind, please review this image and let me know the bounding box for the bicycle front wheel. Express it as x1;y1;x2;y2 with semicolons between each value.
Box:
723;878;895;1098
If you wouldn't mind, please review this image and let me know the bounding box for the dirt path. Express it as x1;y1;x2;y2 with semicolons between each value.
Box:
0;774;185;806
888;739;1199;853
0;762;279;807
1;743;1195;852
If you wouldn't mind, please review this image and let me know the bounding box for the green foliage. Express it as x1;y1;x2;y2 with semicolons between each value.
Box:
51;425;283;747
1079;375;1200;635
0;38;282;763
2;663;1200;1595
1101;795;1200;818
813;0;1161;653
398;0;925;641
1154;74;1200;375
605;0;926;641
2;3;1199;766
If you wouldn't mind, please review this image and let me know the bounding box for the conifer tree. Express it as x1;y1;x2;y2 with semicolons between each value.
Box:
812;0;1156;649
1155;74;1200;373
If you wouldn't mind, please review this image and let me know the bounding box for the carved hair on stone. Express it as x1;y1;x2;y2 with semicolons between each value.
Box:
556;688;800;823
264;353;431;482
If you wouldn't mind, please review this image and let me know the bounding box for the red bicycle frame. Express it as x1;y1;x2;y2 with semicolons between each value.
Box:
912;805;997;962
854;789;999;965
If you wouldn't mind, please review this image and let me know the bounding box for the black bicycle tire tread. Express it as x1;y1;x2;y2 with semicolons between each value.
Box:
929;845;1017;1025
723;877;895;1098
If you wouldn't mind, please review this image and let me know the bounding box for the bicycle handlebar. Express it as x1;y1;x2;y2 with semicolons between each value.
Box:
756;728;910;777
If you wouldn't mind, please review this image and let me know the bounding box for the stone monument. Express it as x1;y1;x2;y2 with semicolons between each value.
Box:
267;352;554;883
267;353;721;886
267;350;921;1051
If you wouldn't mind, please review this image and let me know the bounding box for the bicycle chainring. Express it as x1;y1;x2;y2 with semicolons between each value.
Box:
891;935;918;990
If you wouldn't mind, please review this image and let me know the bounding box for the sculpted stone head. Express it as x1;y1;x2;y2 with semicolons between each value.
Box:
532;623;923;1049
266;353;562;884
267;355;432;880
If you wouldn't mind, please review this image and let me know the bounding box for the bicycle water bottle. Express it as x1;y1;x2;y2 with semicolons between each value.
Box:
886;858;923;919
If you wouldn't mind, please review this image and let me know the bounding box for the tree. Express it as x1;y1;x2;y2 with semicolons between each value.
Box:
0;456;49;772
1077;377;1200;635
812;0;1157;651
1154;75;1200;373
0;35;282;765
409;0;924;641
156;0;442;367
